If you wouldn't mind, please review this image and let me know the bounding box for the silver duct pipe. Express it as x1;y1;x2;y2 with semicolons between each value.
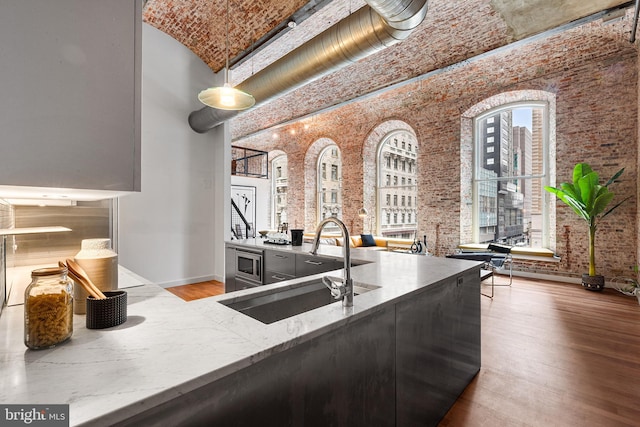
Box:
631;0;640;43
366;0;430;30
189;0;428;133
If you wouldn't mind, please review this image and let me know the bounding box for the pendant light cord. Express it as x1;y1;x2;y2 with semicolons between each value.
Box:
225;0;230;84
196;0;255;110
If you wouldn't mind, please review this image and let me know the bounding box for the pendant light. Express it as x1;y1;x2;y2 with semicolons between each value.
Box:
198;0;255;110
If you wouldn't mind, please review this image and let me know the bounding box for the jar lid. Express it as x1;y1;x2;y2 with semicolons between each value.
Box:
31;266;67;277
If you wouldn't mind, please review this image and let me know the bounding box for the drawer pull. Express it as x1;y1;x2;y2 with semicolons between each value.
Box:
304;260;323;266
272;275;286;280
274;254;288;259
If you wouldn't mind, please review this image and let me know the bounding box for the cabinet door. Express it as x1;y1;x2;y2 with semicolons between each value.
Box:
395;271;480;425
264;271;295;285
264;250;295;276
224;246;236;293
295;254;341;277
0;0;141;192
236;278;262;291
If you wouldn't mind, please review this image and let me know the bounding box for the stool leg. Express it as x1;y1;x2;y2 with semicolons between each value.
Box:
481;264;494;299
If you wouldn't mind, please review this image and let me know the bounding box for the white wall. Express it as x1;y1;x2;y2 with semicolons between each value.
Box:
118;24;229;287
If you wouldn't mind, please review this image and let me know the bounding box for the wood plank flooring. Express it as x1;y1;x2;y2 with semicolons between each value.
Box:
166;276;640;426
441;276;640;427
165;280;224;301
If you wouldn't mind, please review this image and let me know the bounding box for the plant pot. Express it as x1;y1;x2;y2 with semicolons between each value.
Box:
582;274;605;291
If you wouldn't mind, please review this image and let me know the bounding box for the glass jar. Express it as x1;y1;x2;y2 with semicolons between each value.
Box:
24;267;73;350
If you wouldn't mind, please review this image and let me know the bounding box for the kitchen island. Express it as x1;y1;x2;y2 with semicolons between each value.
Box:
0;241;482;426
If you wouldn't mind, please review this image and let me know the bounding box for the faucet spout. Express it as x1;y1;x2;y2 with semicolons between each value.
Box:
310;217;353;307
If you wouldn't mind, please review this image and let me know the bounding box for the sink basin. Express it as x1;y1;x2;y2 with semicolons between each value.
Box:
220;279;379;324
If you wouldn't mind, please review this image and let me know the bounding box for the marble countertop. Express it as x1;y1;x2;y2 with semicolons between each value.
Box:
0;243;481;426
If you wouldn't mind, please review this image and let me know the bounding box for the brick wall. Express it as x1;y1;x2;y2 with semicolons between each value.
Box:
235;17;638;280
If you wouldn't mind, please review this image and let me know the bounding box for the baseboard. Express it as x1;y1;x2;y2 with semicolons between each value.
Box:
496;269;625;288
157;274;221;289
502;269;580;284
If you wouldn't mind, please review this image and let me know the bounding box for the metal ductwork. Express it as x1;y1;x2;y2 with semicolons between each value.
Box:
188;0;429;133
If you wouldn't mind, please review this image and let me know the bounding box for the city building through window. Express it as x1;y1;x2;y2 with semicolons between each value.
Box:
318;144;342;229
271;155;288;229
377;130;418;239
473;102;550;247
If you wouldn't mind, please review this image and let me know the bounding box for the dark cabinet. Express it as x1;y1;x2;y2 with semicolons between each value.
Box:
264;251;295;275
264;250;296;284
224;246;236;293
264;271;296;285
123;304;397;427
263;249;341;285
122;270;482;427
226;246;343;292
295;254;342;277
395;270;480;425
235;278;262;291
264;250;296;285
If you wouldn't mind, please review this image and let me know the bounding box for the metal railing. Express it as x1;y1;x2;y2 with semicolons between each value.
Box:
231;146;269;178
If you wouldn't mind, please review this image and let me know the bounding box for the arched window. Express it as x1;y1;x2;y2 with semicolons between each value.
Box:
377;131;418;239
471;100;553;247
317;145;342;229
271;154;288;229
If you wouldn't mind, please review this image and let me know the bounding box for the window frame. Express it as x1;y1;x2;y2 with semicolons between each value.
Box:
472;101;551;248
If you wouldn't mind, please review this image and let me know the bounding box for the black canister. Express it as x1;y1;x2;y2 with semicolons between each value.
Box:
290;229;304;246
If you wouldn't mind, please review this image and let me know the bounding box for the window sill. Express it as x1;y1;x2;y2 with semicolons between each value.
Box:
458;243;560;262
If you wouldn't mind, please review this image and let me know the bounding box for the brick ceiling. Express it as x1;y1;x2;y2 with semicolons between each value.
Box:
143;0;310;73
143;0;633;139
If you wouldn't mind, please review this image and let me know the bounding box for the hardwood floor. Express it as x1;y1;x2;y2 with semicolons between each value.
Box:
166;276;640;426
165;280;224;301
441;276;640;427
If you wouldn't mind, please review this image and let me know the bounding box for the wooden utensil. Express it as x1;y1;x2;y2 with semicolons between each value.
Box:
67;259;107;299
61;260;106;299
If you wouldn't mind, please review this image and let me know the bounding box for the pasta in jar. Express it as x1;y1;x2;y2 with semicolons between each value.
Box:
24;267;73;350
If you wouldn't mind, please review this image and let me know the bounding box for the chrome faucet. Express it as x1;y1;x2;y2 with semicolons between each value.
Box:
309;217;353;307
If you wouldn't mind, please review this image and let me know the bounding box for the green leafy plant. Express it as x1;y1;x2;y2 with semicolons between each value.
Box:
544;163;628;277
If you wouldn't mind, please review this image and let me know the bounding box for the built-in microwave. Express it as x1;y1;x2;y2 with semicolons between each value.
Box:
235;248;263;285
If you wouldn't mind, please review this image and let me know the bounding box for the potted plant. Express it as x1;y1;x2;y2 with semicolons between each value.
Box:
545;163;628;291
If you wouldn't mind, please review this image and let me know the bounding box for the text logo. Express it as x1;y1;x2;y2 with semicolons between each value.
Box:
1;405;69;426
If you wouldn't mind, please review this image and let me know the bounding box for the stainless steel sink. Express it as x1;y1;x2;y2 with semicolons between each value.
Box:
220;279;379;324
